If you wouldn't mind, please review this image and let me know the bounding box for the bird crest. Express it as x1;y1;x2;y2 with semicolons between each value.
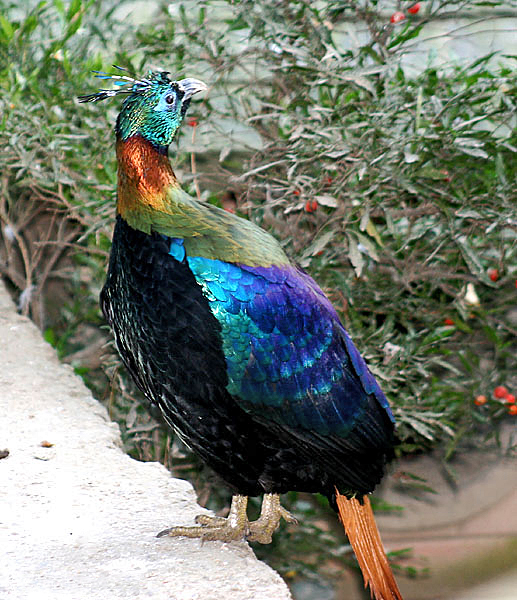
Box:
78;66;172;104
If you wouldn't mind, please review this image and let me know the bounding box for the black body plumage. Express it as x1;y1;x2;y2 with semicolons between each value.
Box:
101;217;394;505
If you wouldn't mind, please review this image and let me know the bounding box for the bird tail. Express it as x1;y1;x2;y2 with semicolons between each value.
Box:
336;490;403;600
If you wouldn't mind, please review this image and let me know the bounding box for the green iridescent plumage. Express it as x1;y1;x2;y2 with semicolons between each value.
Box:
79;67;208;146
123;186;291;267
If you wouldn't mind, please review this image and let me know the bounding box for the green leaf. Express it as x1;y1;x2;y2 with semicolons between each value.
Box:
388;23;424;50
455;236;496;287
314;194;337;208
0;15;14;41
66;0;81;21
346;233;364;277
43;328;57;347
300;230;334;266
20;14;39;37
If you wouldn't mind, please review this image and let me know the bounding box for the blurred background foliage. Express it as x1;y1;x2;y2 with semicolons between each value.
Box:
1;0;516;596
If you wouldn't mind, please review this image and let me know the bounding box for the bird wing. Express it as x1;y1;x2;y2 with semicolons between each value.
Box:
178;244;394;437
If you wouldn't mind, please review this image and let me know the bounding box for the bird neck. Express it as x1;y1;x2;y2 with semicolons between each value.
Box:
116;133;180;232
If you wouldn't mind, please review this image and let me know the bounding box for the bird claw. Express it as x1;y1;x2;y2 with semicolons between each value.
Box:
157;493;296;544
247;495;297;544
279;506;298;525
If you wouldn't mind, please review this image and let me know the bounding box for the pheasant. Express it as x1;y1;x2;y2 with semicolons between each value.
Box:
79;68;402;600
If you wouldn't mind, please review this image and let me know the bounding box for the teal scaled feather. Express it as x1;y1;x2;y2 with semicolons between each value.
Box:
167;239;393;435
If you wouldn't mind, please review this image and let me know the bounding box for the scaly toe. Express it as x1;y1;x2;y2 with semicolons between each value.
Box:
279;506;298;524
194;514;228;527
245;495;298;543
247;523;275;544
157;522;247;542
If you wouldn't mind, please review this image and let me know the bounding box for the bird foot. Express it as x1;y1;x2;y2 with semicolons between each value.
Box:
157;494;250;542
157;493;296;544
247;495;298;544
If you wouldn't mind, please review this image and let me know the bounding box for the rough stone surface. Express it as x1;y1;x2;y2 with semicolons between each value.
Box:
0;281;292;600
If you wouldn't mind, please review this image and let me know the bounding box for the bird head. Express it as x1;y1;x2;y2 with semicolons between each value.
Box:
79;67;207;148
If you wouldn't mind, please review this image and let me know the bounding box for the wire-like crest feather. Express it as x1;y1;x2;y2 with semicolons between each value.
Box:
78;65;170;104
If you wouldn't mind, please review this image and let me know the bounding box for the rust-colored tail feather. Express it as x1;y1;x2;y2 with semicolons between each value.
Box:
336;491;403;600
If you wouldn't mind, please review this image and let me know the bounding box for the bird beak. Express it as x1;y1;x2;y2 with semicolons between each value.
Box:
178;78;208;100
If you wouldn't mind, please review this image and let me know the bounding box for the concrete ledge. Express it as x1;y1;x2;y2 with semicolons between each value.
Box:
0;281;291;600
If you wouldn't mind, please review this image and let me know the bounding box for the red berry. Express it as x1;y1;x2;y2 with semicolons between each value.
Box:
474;395;487;406
493;385;509;399
444;318;454;326
408;2;421;14
506;394;516;404
293;189;300;196
305;200;317;213
187;117;198;127
488;268;499;282
508;404;517;416
390;11;405;24
440;169;452;182
325;176;333;185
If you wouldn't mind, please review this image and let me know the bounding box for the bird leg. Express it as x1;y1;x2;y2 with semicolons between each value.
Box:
157;493;297;544
247;493;298;544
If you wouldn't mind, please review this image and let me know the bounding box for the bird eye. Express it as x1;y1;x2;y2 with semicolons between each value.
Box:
165;93;175;105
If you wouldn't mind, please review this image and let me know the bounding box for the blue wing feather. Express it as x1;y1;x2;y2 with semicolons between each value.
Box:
173;242;394;436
